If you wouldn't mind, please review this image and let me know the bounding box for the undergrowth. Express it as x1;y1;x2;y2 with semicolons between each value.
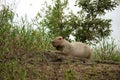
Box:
0;6;54;80
0;6;54;58
93;38;120;62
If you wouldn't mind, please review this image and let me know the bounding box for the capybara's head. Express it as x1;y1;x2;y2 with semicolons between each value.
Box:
51;36;64;47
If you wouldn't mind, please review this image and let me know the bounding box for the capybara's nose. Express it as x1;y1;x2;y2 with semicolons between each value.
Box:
51;40;55;44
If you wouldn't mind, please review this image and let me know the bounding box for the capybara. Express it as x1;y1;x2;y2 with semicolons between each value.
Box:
51;36;92;59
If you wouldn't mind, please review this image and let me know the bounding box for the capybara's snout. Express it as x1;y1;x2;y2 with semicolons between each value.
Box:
51;40;56;47
51;40;55;44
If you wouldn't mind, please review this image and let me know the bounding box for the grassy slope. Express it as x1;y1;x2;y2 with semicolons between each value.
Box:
0;52;120;80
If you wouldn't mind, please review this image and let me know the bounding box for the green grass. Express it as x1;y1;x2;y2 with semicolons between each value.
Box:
0;7;54;80
0;7;54;56
0;60;26;80
93;38;120;62
65;69;75;80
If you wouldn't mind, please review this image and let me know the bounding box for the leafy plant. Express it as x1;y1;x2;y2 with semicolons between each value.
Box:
41;0;118;43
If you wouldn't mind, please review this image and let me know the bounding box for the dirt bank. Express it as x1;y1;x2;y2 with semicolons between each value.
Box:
2;51;120;80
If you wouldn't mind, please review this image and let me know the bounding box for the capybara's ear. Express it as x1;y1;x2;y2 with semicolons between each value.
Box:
62;36;65;39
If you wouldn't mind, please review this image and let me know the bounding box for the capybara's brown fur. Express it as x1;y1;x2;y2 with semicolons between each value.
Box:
51;36;92;59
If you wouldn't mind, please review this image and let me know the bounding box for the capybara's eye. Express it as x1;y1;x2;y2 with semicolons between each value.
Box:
58;38;62;40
